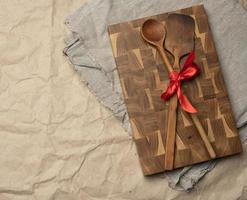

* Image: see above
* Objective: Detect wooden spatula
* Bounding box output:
[163,13,195,170]
[165,14,196,70]
[164,14,216,170]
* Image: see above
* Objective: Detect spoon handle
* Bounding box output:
[182,111,216,158]
[175,51,216,159]
[190,114,216,158]
[157,46,173,73]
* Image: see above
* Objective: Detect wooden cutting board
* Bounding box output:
[108,5,242,175]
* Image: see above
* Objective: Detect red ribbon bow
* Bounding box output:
[161,51,200,113]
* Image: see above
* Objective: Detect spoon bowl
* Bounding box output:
[141,19,166,45]
[141,19,172,72]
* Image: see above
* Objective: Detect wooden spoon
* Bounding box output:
[165,14,216,161]
[141,19,178,170]
[141,19,173,72]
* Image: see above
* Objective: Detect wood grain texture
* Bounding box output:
[108,5,242,175]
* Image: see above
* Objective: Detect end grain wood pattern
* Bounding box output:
[108,5,242,175]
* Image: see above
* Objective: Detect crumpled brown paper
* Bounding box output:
[0,0,247,199]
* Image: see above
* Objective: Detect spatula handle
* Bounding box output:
[157,46,178,170]
[164,95,178,170]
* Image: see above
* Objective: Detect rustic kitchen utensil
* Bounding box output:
[141,19,173,72]
[165,13,216,162]
[141,19,178,170]
[108,5,242,175]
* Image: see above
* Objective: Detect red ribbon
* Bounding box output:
[161,51,200,113]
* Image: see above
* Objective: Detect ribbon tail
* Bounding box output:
[177,87,197,113]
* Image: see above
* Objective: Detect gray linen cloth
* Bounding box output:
[64,0,247,191]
